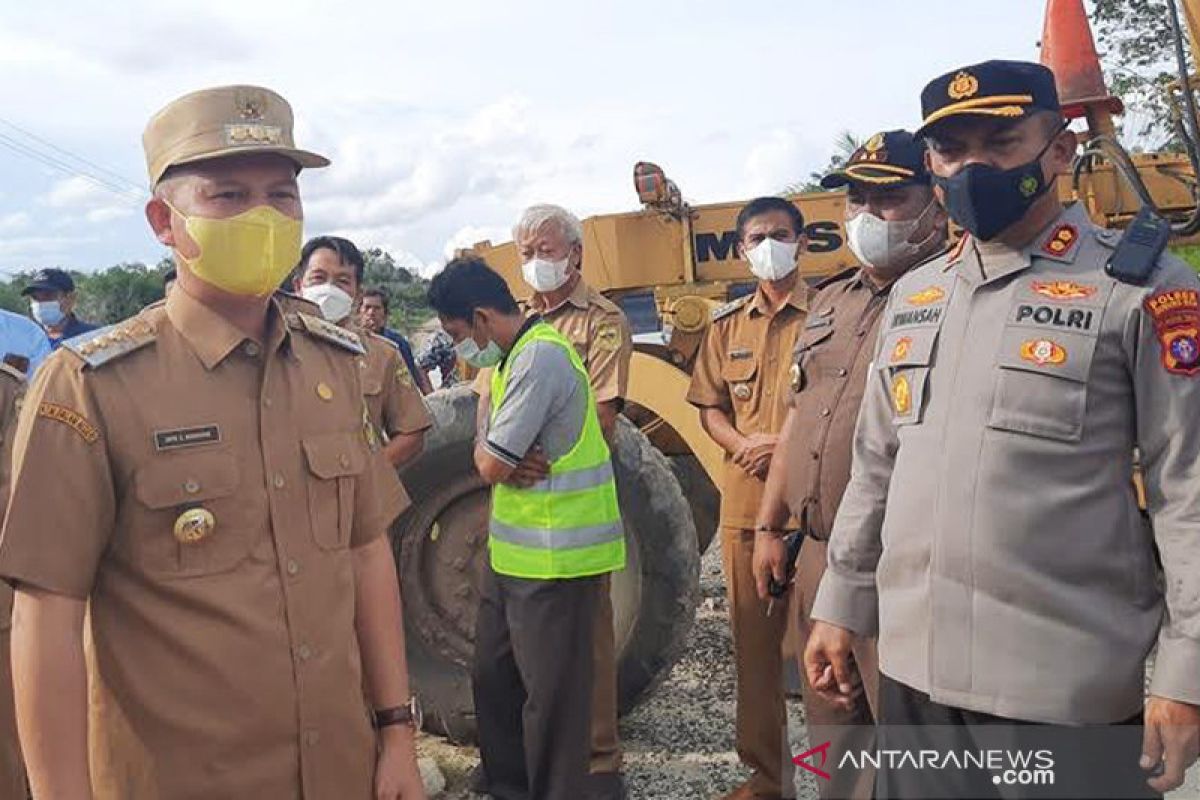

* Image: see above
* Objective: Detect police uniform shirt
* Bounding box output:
[687,282,811,528]
[784,270,895,539]
[0,288,406,799]
[812,204,1200,724]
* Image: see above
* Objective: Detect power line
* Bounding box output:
[0,116,145,193]
[0,131,145,205]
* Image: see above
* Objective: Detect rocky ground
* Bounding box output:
[415,544,1199,799]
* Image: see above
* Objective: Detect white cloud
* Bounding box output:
[443,225,511,261]
[743,130,813,196]
[40,176,137,224]
[0,212,31,235]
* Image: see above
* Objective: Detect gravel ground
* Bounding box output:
[418,543,1199,799]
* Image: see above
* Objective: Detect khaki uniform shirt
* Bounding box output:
[784,270,894,540]
[0,289,405,799]
[356,329,433,510]
[813,204,1200,724]
[0,364,23,630]
[473,278,634,403]
[687,282,810,528]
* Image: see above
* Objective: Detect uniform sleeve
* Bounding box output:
[588,309,633,403]
[686,322,729,410]
[1129,261,1200,705]
[809,297,899,637]
[380,347,432,437]
[485,343,574,466]
[0,354,115,598]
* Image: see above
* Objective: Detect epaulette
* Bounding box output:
[293,312,366,355]
[0,362,24,383]
[368,331,401,351]
[814,266,858,290]
[711,294,751,322]
[63,317,157,368]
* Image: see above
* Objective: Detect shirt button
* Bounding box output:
[273,473,286,489]
[838,368,849,378]
[263,397,273,408]
[856,329,866,337]
[811,450,820,460]
[183,479,200,494]
[820,408,831,417]
[305,730,320,747]
[338,454,350,468]
[297,643,312,661]
[243,341,261,357]
[286,559,300,576]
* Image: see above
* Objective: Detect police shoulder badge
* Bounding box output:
[1145,288,1200,376]
[906,286,946,307]
[37,401,100,444]
[595,323,621,352]
[947,71,979,101]
[1020,338,1067,367]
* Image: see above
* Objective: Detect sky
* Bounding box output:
[0,0,1054,278]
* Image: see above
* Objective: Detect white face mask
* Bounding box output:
[845,200,941,273]
[744,238,799,282]
[30,300,65,327]
[521,256,571,293]
[301,283,355,323]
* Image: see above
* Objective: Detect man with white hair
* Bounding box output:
[472,204,633,799]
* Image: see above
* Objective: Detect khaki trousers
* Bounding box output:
[792,537,879,800]
[722,527,792,797]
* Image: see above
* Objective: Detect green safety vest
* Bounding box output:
[489,322,626,579]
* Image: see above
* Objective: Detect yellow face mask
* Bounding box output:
[169,204,302,297]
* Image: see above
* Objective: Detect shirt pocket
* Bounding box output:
[721,355,759,405]
[791,326,834,391]
[302,431,367,550]
[987,328,1097,442]
[878,327,939,426]
[132,449,253,576]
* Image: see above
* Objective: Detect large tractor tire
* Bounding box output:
[391,384,700,741]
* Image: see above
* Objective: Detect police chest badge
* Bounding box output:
[732,383,752,401]
[1145,288,1200,376]
[789,363,802,392]
[890,337,912,364]
[891,374,911,415]
[1020,338,1067,367]
[906,286,945,307]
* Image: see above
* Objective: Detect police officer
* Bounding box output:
[0,361,25,798]
[429,256,626,800]
[473,203,633,799]
[806,61,1200,799]
[688,195,811,800]
[294,235,433,469]
[753,131,947,799]
[0,85,426,799]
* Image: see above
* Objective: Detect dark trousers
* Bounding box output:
[874,673,1161,800]
[473,565,600,800]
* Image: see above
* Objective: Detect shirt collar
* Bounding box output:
[165,288,288,370]
[530,274,589,315]
[747,279,810,317]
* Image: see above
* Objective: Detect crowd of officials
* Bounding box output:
[0,54,1196,800]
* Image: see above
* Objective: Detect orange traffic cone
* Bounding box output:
[1040,0,1124,122]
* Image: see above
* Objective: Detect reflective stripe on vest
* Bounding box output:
[488,321,625,580]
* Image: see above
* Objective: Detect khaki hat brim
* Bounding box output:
[154,145,330,185]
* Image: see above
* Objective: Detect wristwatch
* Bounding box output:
[373,696,423,731]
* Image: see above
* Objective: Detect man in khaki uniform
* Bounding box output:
[472,203,633,800]
[294,235,433,470]
[807,61,1200,799]
[0,86,426,800]
[688,195,811,800]
[0,362,25,799]
[753,131,947,800]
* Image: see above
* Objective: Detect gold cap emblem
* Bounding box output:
[947,71,980,101]
[174,508,216,544]
[235,88,268,122]
[863,133,885,153]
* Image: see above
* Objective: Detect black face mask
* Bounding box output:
[932,125,1064,241]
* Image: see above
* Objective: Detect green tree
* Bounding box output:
[786,131,862,194]
[1091,0,1191,149]
[75,263,170,324]
[360,248,433,333]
